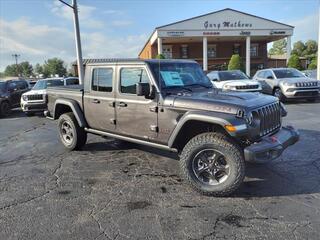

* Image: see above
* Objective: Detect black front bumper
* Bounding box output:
[21,103,47,113]
[244,126,299,163]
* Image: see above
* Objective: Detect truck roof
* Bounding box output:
[75,58,197,66]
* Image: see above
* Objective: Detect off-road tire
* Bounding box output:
[0,101,11,117]
[180,132,245,197]
[58,112,87,150]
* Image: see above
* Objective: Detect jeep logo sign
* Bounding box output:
[204,21,253,29]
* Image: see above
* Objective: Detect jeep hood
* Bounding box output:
[23,89,47,96]
[220,80,260,87]
[279,77,317,83]
[167,89,277,114]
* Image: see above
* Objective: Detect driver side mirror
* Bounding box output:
[212,78,219,81]
[136,82,155,99]
[266,76,274,80]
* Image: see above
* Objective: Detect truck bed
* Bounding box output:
[47,85,84,115]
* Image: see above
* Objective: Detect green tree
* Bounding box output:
[19,61,33,77]
[34,63,43,76]
[228,54,242,70]
[287,54,302,70]
[303,40,317,59]
[42,58,67,77]
[4,64,19,77]
[291,41,306,56]
[308,58,317,70]
[269,39,287,55]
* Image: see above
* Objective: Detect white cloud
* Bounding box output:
[0,18,147,71]
[289,13,319,43]
[51,0,104,29]
[103,9,124,15]
[111,20,133,27]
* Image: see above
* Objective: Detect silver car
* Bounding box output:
[253,68,320,102]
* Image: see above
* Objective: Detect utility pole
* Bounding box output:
[12,54,20,76]
[58,0,84,84]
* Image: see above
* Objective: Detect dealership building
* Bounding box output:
[139,8,294,76]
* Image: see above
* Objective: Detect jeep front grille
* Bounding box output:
[253,102,281,137]
[27,94,43,101]
[236,85,260,90]
[295,82,318,87]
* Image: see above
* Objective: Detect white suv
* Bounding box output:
[207,70,262,92]
[21,77,79,116]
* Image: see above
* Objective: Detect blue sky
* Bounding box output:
[0,0,319,70]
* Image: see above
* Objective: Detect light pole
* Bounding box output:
[58,0,84,84]
[12,54,20,76]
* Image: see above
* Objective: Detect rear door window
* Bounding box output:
[92,68,113,92]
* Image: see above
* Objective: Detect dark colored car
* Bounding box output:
[0,79,30,117]
[45,59,299,196]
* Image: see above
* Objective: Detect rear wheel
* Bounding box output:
[58,112,87,150]
[180,132,245,196]
[0,101,11,117]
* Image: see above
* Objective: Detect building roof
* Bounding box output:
[139,8,294,56]
[73,58,197,66]
[156,8,294,30]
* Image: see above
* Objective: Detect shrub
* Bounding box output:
[308,58,317,70]
[228,54,242,70]
[156,54,165,59]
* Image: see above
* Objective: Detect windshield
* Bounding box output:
[33,79,64,90]
[148,62,212,89]
[218,71,249,81]
[273,69,305,79]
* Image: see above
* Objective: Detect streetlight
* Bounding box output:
[58,0,84,84]
[12,54,20,76]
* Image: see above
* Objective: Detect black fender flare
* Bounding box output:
[53,98,87,128]
[167,111,233,148]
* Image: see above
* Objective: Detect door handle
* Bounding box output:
[117,102,127,107]
[92,99,100,104]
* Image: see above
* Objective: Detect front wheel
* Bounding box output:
[0,101,11,117]
[58,112,87,150]
[180,132,245,197]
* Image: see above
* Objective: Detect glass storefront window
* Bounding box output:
[208,44,217,58]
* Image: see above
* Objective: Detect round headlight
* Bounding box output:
[22,95,28,101]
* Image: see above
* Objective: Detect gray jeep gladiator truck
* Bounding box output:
[45,59,299,196]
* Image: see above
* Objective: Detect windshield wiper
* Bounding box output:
[163,86,193,93]
[185,83,211,88]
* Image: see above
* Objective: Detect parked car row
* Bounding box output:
[206,68,320,102]
[0,77,79,117]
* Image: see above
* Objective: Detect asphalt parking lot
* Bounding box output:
[0,100,320,240]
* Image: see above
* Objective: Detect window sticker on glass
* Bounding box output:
[160,71,184,86]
